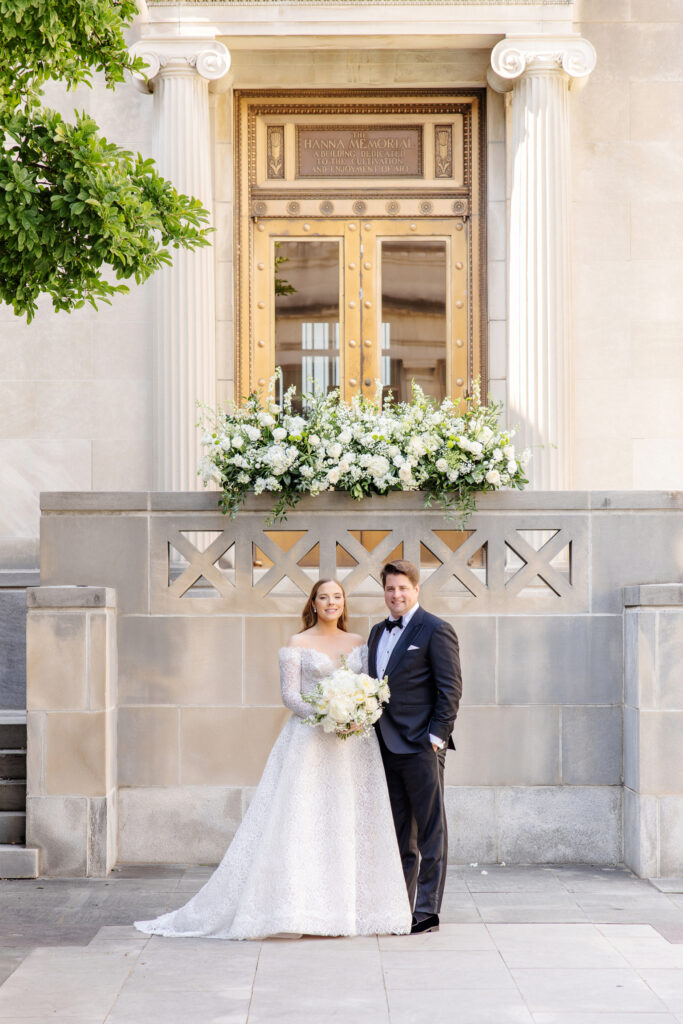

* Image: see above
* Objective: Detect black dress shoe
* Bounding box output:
[410,913,439,934]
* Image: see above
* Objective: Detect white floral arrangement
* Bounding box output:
[301,663,390,740]
[199,373,530,523]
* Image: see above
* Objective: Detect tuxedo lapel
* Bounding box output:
[385,606,426,678]
[368,623,382,678]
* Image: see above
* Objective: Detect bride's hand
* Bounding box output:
[338,723,363,735]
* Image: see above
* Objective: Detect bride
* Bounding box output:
[134,578,412,940]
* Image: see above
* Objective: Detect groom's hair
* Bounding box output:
[381,559,419,587]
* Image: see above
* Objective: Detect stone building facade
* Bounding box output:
[0,0,682,876]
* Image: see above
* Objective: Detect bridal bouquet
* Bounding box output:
[301,663,390,740]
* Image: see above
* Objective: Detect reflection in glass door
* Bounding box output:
[274,239,340,403]
[379,239,448,403]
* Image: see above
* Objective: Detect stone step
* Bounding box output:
[0,723,26,749]
[0,750,26,780]
[0,780,26,811]
[0,844,39,879]
[0,811,25,844]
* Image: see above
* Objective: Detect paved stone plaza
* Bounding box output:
[2,865,683,1022]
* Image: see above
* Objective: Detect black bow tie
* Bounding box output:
[384,617,403,632]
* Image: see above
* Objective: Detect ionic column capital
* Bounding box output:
[488,35,597,93]
[130,34,231,93]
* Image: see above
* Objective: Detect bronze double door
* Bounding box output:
[251,217,469,406]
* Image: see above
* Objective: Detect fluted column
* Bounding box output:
[130,35,231,490]
[489,37,596,489]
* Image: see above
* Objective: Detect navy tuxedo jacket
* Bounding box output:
[368,606,462,754]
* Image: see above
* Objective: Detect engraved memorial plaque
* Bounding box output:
[297,126,422,178]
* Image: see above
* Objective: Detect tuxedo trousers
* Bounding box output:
[377,730,448,915]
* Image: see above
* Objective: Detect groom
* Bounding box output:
[368,559,462,935]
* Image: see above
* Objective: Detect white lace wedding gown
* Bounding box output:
[134,645,412,939]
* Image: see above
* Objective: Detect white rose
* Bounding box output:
[339,428,352,445]
[470,441,483,458]
[309,434,320,448]
[398,464,413,483]
[258,412,275,428]
[485,469,501,486]
[245,426,261,442]
[286,416,306,436]
[272,427,287,442]
[503,444,515,460]
[328,468,340,484]
[328,442,343,460]
[231,434,244,449]
[435,458,448,473]
[492,448,503,463]
[507,460,517,475]
[328,696,354,724]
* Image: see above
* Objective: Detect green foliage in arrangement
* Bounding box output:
[0,0,211,321]
[199,374,530,525]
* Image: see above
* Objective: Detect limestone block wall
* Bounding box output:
[624,584,683,878]
[572,0,683,489]
[25,587,118,876]
[25,489,683,875]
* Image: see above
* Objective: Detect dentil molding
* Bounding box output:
[488,35,597,92]
[129,35,231,93]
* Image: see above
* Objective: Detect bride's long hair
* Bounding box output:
[300,579,349,633]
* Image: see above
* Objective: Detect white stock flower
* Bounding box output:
[309,434,321,448]
[503,444,515,460]
[339,428,353,445]
[398,464,414,484]
[507,460,517,475]
[492,448,503,462]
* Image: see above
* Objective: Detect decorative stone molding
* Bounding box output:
[489,35,597,92]
[130,37,231,93]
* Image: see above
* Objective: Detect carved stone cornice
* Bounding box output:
[488,35,597,93]
[129,35,231,93]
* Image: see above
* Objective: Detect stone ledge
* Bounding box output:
[0,571,40,588]
[37,489,683,515]
[0,845,39,879]
[26,586,117,610]
[624,584,683,608]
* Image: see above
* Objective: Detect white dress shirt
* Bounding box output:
[375,603,445,750]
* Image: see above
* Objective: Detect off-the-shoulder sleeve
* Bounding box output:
[278,648,310,719]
